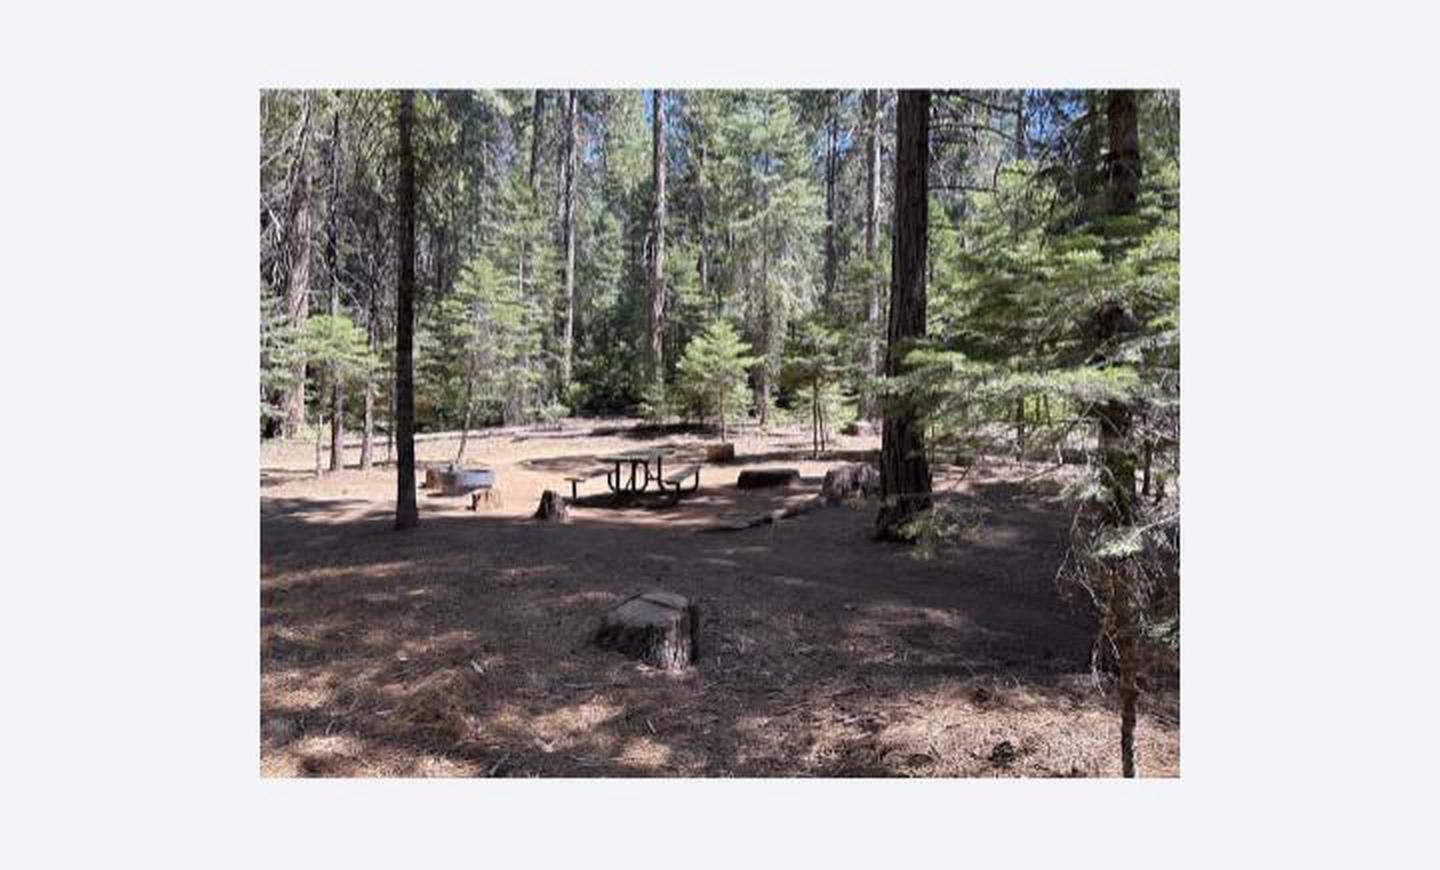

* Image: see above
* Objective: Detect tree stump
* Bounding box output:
[593,591,698,670]
[736,468,800,489]
[533,489,570,522]
[842,420,878,437]
[822,463,879,503]
[704,442,736,463]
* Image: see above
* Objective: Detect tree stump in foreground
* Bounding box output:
[533,489,570,522]
[822,463,880,503]
[736,468,800,489]
[593,591,698,670]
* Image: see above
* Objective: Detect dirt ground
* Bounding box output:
[260,419,1179,777]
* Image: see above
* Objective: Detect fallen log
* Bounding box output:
[736,468,800,489]
[701,494,828,532]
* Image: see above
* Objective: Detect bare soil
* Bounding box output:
[261,419,1179,777]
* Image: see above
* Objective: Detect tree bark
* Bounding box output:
[326,108,344,472]
[861,89,883,420]
[1102,88,1142,777]
[528,90,546,194]
[822,95,839,304]
[560,90,578,393]
[1107,90,1141,216]
[1015,89,1028,160]
[393,90,419,530]
[282,93,314,439]
[695,139,711,312]
[360,258,377,470]
[647,89,667,390]
[876,90,933,539]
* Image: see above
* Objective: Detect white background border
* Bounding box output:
[4,1,1435,866]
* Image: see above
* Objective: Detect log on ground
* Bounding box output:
[736,468,800,489]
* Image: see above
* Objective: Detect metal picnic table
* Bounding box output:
[597,449,667,494]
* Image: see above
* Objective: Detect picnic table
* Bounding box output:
[597,450,668,493]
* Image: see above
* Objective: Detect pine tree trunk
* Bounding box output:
[812,383,820,458]
[361,383,374,470]
[1142,439,1153,496]
[393,90,420,530]
[1107,90,1141,215]
[876,90,933,539]
[560,90,578,394]
[456,383,474,466]
[1015,394,1026,457]
[360,263,376,470]
[1102,88,1142,776]
[327,108,344,473]
[528,90,546,194]
[696,141,711,311]
[647,89,667,390]
[282,94,314,439]
[1015,89,1028,160]
[1114,570,1139,778]
[861,89,883,421]
[823,97,838,305]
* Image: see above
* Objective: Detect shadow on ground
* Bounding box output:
[261,473,1177,777]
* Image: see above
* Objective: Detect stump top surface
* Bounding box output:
[606,591,690,627]
[638,590,688,610]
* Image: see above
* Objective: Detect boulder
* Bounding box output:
[822,463,880,503]
[593,591,699,670]
[736,468,800,489]
[533,489,570,522]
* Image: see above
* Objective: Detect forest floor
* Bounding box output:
[260,418,1179,777]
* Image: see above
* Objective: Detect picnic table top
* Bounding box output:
[596,449,665,463]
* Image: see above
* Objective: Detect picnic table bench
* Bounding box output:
[562,467,611,500]
[659,464,700,494]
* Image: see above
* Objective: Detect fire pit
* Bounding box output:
[438,467,495,496]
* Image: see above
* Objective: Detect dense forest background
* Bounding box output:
[259,89,1178,472]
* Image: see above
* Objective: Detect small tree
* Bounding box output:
[301,314,381,475]
[676,320,757,442]
[784,318,849,457]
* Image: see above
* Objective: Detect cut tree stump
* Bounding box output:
[736,468,800,489]
[593,591,698,670]
[533,489,570,522]
[822,463,879,503]
[704,443,736,463]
